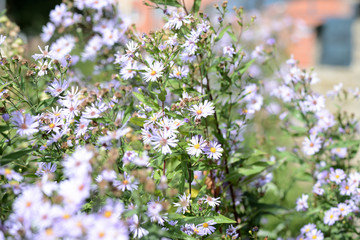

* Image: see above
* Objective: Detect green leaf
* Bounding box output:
[149,0,181,7]
[0,81,11,91]
[0,125,10,133]
[169,213,236,225]
[239,58,256,75]
[238,165,266,176]
[227,31,237,42]
[191,0,201,13]
[129,117,146,127]
[158,90,167,102]
[36,96,58,112]
[179,174,185,193]
[217,25,231,41]
[133,92,160,111]
[1,148,35,165]
[328,139,360,149]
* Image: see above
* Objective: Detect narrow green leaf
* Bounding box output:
[129,117,146,127]
[227,31,237,42]
[191,0,201,13]
[169,213,236,225]
[239,58,256,75]
[1,148,35,165]
[149,0,181,7]
[158,90,167,102]
[133,92,160,111]
[328,139,360,149]
[217,25,231,41]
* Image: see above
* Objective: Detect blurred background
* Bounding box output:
[3,0,360,113]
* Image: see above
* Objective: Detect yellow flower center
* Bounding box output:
[312,236,317,239]
[49,123,55,129]
[203,223,209,228]
[330,214,333,219]
[194,144,200,149]
[63,214,71,219]
[210,147,216,153]
[150,70,156,76]
[104,210,112,218]
[98,232,105,238]
[340,208,344,211]
[45,228,53,236]
[335,175,339,179]
[176,71,181,76]
[196,110,202,115]
[4,168,11,175]
[123,180,129,185]
[345,185,349,190]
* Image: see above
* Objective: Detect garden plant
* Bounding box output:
[0,0,359,239]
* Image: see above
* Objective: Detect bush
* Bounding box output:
[0,1,359,239]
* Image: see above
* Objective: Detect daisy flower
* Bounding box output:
[142,61,164,82]
[190,100,215,120]
[204,141,223,160]
[337,202,351,217]
[174,193,191,214]
[339,180,356,196]
[223,46,235,57]
[114,173,138,192]
[305,229,324,240]
[32,45,56,61]
[11,111,39,137]
[40,117,62,133]
[46,79,69,97]
[203,195,221,207]
[170,66,189,79]
[226,225,237,236]
[187,135,206,157]
[304,94,325,112]
[302,135,322,156]
[331,147,347,158]
[197,220,216,236]
[141,127,153,145]
[120,62,138,80]
[329,169,346,184]
[296,194,309,211]
[129,215,149,239]
[150,130,178,155]
[300,223,316,235]
[324,208,339,226]
[41,22,55,42]
[35,162,57,177]
[125,40,139,58]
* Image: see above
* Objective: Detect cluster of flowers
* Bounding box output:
[1,0,342,239]
[41,0,128,70]
[138,93,224,161]
[294,169,360,240]
[10,73,132,153]
[271,55,359,158]
[0,147,130,239]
